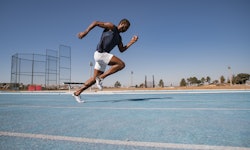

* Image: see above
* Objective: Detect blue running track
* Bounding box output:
[0,90,250,150]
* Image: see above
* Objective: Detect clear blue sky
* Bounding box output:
[1,0,249,86]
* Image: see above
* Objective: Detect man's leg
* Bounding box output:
[74,69,103,96]
[99,55,125,79]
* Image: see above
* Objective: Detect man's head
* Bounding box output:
[118,19,130,33]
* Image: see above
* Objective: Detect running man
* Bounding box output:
[72,19,138,103]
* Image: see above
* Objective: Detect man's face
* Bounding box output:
[119,23,130,33]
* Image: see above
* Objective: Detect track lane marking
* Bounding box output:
[2,104,250,111]
[1,131,249,150]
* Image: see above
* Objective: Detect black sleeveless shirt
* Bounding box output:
[96,26,121,53]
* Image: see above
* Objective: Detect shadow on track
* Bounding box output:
[88,97,173,103]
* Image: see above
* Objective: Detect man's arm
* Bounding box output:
[118,35,138,53]
[78,21,115,39]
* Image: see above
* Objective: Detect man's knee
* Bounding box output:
[119,61,125,70]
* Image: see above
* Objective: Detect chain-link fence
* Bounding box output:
[10,45,71,90]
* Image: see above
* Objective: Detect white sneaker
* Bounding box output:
[72,93,85,103]
[95,77,103,90]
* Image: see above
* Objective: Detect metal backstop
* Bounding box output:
[10,45,71,90]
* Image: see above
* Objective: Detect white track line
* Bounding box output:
[0,131,249,150]
[3,105,250,111]
[1,90,250,95]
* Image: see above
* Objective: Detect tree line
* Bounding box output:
[113,73,249,88]
[180,73,250,86]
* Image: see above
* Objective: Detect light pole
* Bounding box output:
[130,71,133,87]
[228,66,232,86]
[90,62,93,91]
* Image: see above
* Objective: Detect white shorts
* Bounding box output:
[94,51,113,72]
